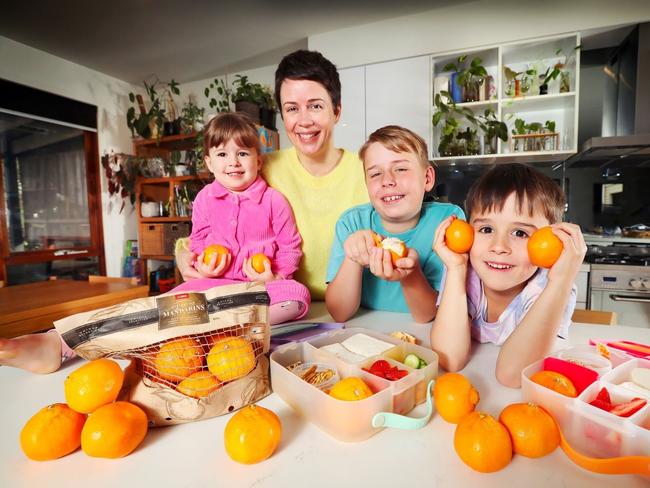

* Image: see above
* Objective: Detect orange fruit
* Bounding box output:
[64,358,124,414]
[433,373,480,423]
[20,403,86,461]
[203,244,229,266]
[224,404,282,464]
[81,401,148,458]
[499,402,560,458]
[527,226,563,268]
[372,232,383,247]
[251,253,271,273]
[207,337,256,382]
[378,237,407,265]
[454,412,513,473]
[177,371,220,398]
[329,377,373,401]
[444,219,474,254]
[154,337,204,383]
[530,370,577,397]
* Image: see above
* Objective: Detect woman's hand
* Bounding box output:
[547,223,587,286]
[194,251,231,278]
[433,216,468,270]
[242,257,276,283]
[176,247,203,281]
[343,230,377,267]
[368,246,419,282]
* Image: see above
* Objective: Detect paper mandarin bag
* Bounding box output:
[55,282,271,426]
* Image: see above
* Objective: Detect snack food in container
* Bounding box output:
[55,282,271,426]
[270,327,438,442]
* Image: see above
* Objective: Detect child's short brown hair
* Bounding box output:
[465,163,565,224]
[203,112,260,157]
[359,125,430,168]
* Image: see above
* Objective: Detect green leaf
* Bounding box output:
[458,54,467,63]
[442,63,457,72]
[129,93,135,103]
[432,111,443,126]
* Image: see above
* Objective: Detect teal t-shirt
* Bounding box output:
[326,202,465,313]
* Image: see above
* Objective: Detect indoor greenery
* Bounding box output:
[443,55,488,102]
[204,77,231,112]
[126,78,180,140]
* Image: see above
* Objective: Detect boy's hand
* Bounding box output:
[195,251,231,278]
[343,230,377,267]
[242,257,276,283]
[368,246,419,282]
[546,223,587,285]
[433,216,469,270]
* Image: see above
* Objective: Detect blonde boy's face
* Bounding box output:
[469,192,551,295]
[363,142,434,233]
[204,139,261,193]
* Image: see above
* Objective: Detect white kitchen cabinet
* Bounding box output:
[575,263,590,309]
[334,66,366,154]
[365,56,432,157]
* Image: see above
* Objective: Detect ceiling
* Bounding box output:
[0,0,452,85]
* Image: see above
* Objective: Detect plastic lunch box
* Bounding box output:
[270,327,439,442]
[521,347,650,458]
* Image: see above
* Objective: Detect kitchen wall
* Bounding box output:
[0,35,140,277]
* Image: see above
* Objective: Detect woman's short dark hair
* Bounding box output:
[465,163,566,224]
[274,50,341,115]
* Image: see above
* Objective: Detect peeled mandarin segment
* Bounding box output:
[379,237,407,265]
[527,226,563,268]
[64,358,124,414]
[20,403,86,461]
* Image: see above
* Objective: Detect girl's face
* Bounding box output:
[363,142,435,234]
[469,192,550,296]
[279,79,340,159]
[204,139,261,192]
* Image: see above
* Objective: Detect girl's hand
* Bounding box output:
[433,216,469,269]
[195,251,231,278]
[343,230,377,267]
[547,223,587,285]
[242,257,275,283]
[177,249,203,280]
[368,246,419,282]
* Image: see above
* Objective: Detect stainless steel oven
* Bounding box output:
[589,264,650,328]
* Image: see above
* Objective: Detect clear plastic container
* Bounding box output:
[270,327,439,442]
[290,362,339,392]
[522,354,650,459]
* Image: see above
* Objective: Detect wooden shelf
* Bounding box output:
[133,133,199,150]
[139,217,192,223]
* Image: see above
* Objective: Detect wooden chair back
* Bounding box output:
[88,275,138,286]
[571,309,617,326]
[0,280,4,288]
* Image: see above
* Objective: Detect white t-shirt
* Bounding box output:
[438,266,575,346]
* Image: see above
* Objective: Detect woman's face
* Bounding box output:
[279,79,340,159]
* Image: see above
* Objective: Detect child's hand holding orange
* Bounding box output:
[242,253,275,283]
[196,244,232,278]
[532,223,587,284]
[433,216,471,269]
[343,230,378,267]
[369,245,418,282]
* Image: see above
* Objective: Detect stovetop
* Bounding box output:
[585,244,650,267]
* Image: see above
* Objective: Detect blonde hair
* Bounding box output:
[465,163,565,224]
[359,125,430,167]
[203,112,260,156]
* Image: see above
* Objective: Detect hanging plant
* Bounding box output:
[101,152,143,213]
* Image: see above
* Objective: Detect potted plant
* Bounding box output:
[126,77,179,141]
[101,152,143,213]
[432,92,464,156]
[457,127,480,155]
[443,55,488,103]
[180,95,205,134]
[204,77,231,113]
[258,85,277,131]
[466,108,508,155]
[503,66,521,97]
[231,74,262,123]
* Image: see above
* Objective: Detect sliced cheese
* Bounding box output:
[630,367,650,391]
[341,333,395,358]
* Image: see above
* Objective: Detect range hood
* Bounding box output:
[566,23,650,168]
[564,134,650,169]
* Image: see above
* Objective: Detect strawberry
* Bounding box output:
[588,387,614,411]
[608,398,647,418]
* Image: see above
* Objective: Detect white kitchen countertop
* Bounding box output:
[1,302,648,488]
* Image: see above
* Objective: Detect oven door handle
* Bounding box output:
[609,294,650,303]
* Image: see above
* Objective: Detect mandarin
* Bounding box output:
[177,371,220,398]
[203,244,229,266]
[444,219,474,254]
[251,253,271,273]
[329,377,374,401]
[207,337,256,382]
[81,401,148,458]
[499,402,560,458]
[454,412,513,473]
[20,403,86,461]
[224,404,282,464]
[154,337,204,383]
[433,373,480,424]
[527,227,563,268]
[378,237,408,266]
[530,370,577,397]
[64,358,124,414]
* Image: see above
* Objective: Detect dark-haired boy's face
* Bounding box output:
[279,79,340,159]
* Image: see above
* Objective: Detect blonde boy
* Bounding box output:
[325,126,464,323]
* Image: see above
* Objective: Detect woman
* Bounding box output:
[178,50,369,300]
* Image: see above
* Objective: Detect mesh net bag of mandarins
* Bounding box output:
[54,282,271,426]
